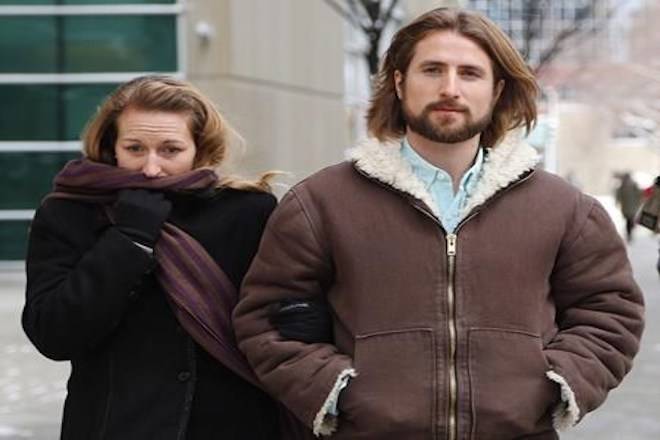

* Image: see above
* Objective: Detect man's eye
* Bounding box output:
[424,67,440,74]
[461,70,481,78]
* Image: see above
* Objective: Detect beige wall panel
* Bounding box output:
[186,0,348,187]
[555,103,612,194]
[227,0,344,94]
[185,0,232,75]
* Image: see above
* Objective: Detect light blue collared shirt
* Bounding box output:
[400,138,484,232]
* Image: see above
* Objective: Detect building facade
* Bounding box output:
[0,0,348,262]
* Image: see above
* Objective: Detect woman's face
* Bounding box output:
[114,107,197,177]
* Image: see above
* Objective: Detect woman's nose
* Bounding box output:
[141,154,162,178]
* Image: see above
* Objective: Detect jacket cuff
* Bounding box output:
[546,370,580,430]
[312,368,357,437]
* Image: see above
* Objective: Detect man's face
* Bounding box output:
[395,30,503,144]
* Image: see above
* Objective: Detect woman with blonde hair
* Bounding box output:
[22,75,304,439]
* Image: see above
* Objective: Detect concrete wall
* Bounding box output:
[185,0,348,186]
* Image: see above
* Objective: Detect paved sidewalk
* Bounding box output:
[0,270,68,439]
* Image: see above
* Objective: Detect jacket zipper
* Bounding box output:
[398,201,457,440]
[410,172,535,440]
[446,233,458,440]
[442,170,536,440]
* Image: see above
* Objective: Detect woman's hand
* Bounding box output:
[113,189,172,247]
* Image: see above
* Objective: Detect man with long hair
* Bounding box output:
[234,8,644,440]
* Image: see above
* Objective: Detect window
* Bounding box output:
[0,152,81,209]
[0,84,116,140]
[0,221,31,261]
[0,16,177,73]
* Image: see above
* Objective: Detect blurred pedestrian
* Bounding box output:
[615,172,642,242]
[21,76,309,439]
[234,7,645,440]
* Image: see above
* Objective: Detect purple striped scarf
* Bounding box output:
[48,159,312,439]
[49,158,259,385]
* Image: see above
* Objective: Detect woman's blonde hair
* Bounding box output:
[367,7,539,148]
[82,75,274,192]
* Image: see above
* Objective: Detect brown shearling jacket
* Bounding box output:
[233,137,644,440]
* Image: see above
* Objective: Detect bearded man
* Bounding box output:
[233,7,644,440]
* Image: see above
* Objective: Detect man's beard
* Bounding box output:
[402,99,493,144]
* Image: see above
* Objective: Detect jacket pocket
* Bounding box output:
[335,328,435,440]
[469,328,558,440]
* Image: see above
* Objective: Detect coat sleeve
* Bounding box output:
[22,200,156,361]
[545,196,644,428]
[233,189,354,435]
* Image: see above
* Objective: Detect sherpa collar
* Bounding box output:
[345,132,540,220]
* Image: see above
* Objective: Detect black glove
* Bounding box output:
[113,189,172,248]
[270,297,333,344]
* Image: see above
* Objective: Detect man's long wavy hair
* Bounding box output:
[367,8,539,148]
[82,75,274,192]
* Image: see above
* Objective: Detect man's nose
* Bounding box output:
[439,70,459,98]
[142,154,162,178]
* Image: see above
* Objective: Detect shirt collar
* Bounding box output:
[400,137,484,195]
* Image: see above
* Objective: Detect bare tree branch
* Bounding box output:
[348,0,371,32]
[535,25,585,72]
[381,0,400,29]
[358,0,380,23]
[323,0,402,77]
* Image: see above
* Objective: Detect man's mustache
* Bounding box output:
[424,100,469,113]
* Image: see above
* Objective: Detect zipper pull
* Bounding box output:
[446,233,457,256]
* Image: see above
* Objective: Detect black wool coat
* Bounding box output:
[22,188,280,440]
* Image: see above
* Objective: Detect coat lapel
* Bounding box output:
[345,137,439,217]
[346,133,540,223]
[460,133,540,218]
